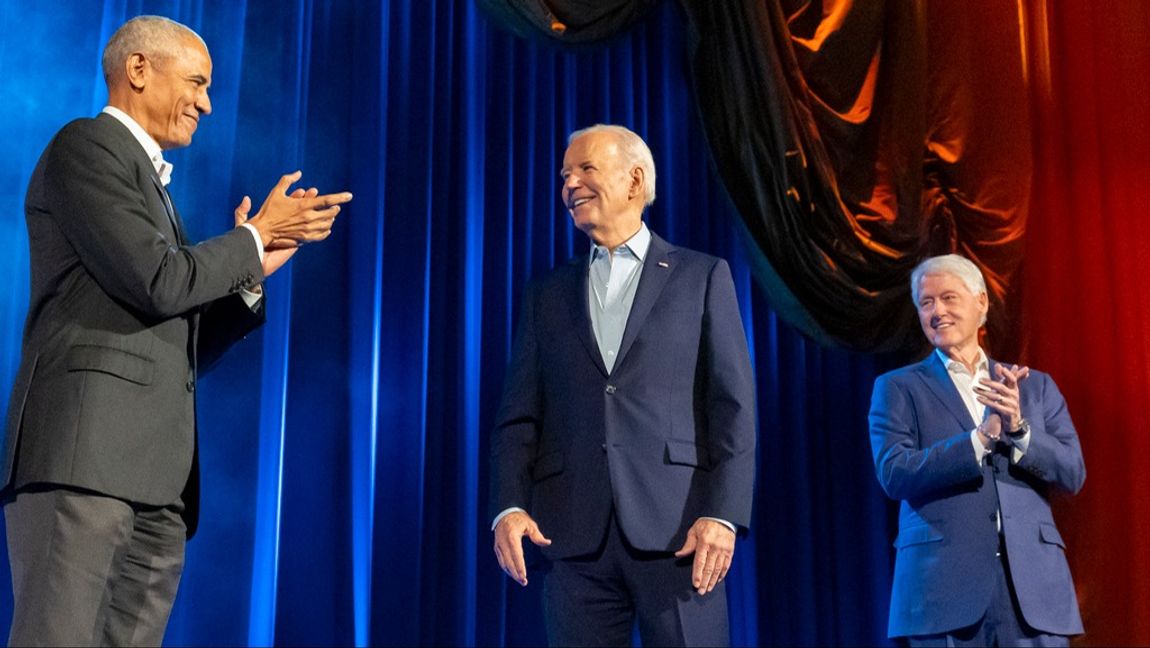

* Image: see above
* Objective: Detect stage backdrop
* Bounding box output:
[0,1,1143,646]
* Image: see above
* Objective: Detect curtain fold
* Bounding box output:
[482,0,1032,356]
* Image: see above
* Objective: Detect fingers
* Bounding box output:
[493,512,546,586]
[273,170,303,195]
[233,195,252,226]
[693,544,730,595]
[526,524,553,548]
[682,520,735,595]
[299,191,354,211]
[673,532,697,558]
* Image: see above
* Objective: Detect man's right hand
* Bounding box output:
[246,171,353,248]
[493,510,551,586]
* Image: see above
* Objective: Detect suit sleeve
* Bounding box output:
[42,123,264,320]
[489,280,543,521]
[196,293,267,374]
[698,259,757,531]
[869,373,984,501]
[1013,373,1086,494]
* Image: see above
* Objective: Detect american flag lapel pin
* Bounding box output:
[657,261,669,268]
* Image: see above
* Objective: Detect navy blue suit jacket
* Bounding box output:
[490,232,756,559]
[869,353,1085,638]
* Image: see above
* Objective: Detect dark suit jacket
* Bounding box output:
[490,232,756,558]
[3,113,265,537]
[869,353,1085,638]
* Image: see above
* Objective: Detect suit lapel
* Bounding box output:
[149,174,186,245]
[613,233,675,371]
[564,256,609,377]
[98,113,186,245]
[917,353,977,430]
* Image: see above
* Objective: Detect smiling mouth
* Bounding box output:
[568,196,594,210]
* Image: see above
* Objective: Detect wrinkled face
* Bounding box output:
[560,131,640,239]
[916,272,988,353]
[140,35,212,149]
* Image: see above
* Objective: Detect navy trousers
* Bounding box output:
[542,513,729,647]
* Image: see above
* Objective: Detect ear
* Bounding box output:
[629,166,644,200]
[125,52,148,91]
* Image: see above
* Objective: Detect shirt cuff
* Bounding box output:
[970,429,991,463]
[1009,430,1032,463]
[699,517,736,534]
[240,222,265,263]
[491,507,526,531]
[240,288,263,309]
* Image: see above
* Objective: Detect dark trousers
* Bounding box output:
[542,514,728,647]
[906,544,1070,648]
[4,487,186,647]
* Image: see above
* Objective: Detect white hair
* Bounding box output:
[910,254,988,325]
[102,15,204,85]
[568,124,657,206]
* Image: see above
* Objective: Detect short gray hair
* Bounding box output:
[102,15,204,85]
[910,254,988,324]
[568,124,657,206]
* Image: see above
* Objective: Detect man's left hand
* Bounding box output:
[975,363,1031,432]
[674,518,735,596]
[234,186,320,278]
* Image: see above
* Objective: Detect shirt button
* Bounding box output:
[186,380,195,392]
[605,385,616,394]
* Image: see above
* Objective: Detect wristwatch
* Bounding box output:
[1006,417,1031,437]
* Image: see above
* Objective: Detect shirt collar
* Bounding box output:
[101,106,173,186]
[936,347,988,377]
[589,221,651,265]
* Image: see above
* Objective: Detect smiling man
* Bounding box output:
[490,124,756,646]
[869,254,1086,646]
[2,15,351,646]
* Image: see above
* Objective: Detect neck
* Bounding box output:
[942,342,982,374]
[590,220,642,255]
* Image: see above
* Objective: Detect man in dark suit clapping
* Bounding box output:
[3,15,351,646]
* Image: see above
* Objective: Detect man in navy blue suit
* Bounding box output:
[490,124,756,647]
[870,254,1085,646]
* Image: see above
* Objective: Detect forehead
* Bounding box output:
[562,132,621,167]
[164,35,213,76]
[918,272,971,295]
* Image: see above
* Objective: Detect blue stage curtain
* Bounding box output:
[0,1,896,646]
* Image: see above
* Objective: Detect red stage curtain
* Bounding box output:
[1022,1,1150,644]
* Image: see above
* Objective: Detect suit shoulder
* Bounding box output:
[874,360,930,387]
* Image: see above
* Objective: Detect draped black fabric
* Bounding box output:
[480,0,1033,356]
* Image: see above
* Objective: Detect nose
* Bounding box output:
[197,89,212,116]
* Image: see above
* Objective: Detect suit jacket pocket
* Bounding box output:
[66,344,155,386]
[532,451,564,482]
[665,439,711,470]
[893,524,943,548]
[1038,522,1066,549]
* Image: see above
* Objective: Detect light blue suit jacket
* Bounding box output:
[869,353,1085,638]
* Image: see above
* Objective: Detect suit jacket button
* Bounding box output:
[601,443,607,452]
[605,385,616,394]
[186,380,195,392]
